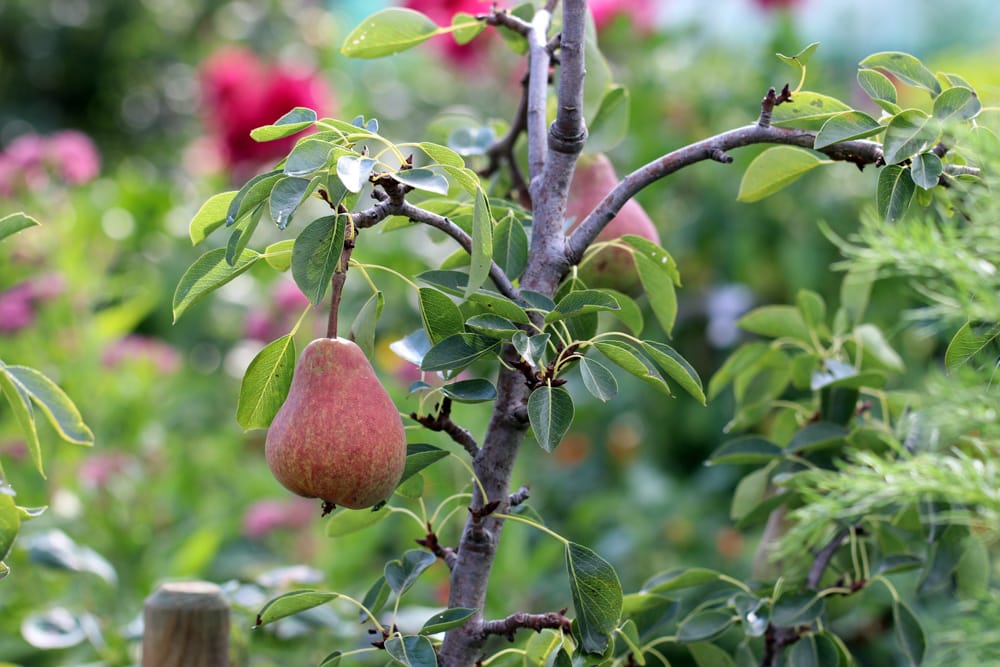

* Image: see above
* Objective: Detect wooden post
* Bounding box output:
[142,581,230,667]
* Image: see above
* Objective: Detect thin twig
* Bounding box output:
[326,218,356,338]
[807,526,852,590]
[410,397,481,458]
[478,610,571,641]
[509,485,530,507]
[416,530,459,570]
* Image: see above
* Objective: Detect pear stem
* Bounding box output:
[326,217,357,338]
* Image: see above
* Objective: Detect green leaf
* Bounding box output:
[634,253,678,335]
[450,12,485,45]
[738,305,811,343]
[228,171,283,226]
[910,152,942,189]
[440,379,497,403]
[419,608,476,635]
[465,314,519,338]
[466,188,494,298]
[0,212,41,242]
[882,109,937,165]
[595,341,672,397]
[933,86,981,123]
[395,472,424,499]
[641,341,705,404]
[770,92,853,130]
[565,542,623,655]
[400,443,449,485]
[796,289,827,332]
[385,549,437,596]
[677,611,735,643]
[814,111,883,149]
[263,239,295,271]
[945,321,1000,371]
[731,468,770,521]
[587,85,630,154]
[708,342,769,400]
[528,385,575,452]
[284,139,333,176]
[0,493,21,563]
[249,107,317,142]
[709,437,783,465]
[876,165,915,223]
[0,368,42,475]
[787,633,840,667]
[236,335,295,431]
[857,68,901,114]
[325,505,390,537]
[419,288,465,345]
[350,291,384,359]
[225,204,263,266]
[319,651,342,667]
[854,323,904,372]
[689,641,737,667]
[341,8,440,59]
[188,191,237,245]
[172,249,262,322]
[600,289,643,336]
[254,590,339,627]
[859,51,941,95]
[337,155,377,193]
[419,141,465,168]
[385,634,438,667]
[393,168,450,195]
[738,147,829,202]
[492,214,528,280]
[579,357,619,402]
[270,175,320,229]
[546,289,620,323]
[771,591,825,626]
[4,366,93,447]
[643,567,726,594]
[776,42,820,68]
[625,234,680,284]
[893,601,925,666]
[784,422,848,454]
[360,576,391,621]
[291,214,346,306]
[420,333,498,372]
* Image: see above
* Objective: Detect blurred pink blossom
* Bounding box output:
[49,130,101,185]
[101,335,182,374]
[403,0,504,66]
[244,279,310,342]
[199,48,336,178]
[0,131,99,195]
[0,285,36,335]
[79,452,135,490]
[242,498,315,538]
[588,0,657,30]
[752,0,802,9]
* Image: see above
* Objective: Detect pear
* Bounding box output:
[567,153,661,296]
[265,337,407,510]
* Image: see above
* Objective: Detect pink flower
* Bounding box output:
[242,498,315,538]
[403,0,503,66]
[244,278,311,342]
[752,0,802,9]
[101,335,182,374]
[0,284,37,335]
[48,131,101,185]
[199,48,336,177]
[273,279,310,312]
[0,131,100,194]
[588,0,657,30]
[79,452,135,490]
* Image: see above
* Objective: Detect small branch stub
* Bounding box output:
[142,581,230,667]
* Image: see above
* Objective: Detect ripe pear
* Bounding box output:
[567,153,661,296]
[265,337,407,510]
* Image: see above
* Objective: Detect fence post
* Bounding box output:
[142,581,230,667]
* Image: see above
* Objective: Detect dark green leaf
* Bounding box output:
[641,341,705,404]
[225,204,263,266]
[945,321,1000,372]
[709,437,783,465]
[385,634,438,667]
[292,215,346,305]
[0,212,41,242]
[492,214,529,280]
[579,357,618,402]
[250,107,318,142]
[350,291,384,359]
[546,289,621,323]
[708,342,769,400]
[882,109,936,165]
[341,8,441,59]
[466,188,494,298]
[689,641,737,667]
[360,576,391,622]
[385,550,437,596]
[464,314,518,338]
[528,385,575,453]
[876,165,915,223]
[859,52,941,95]
[228,171,282,226]
[635,253,678,335]
[284,139,333,176]
[677,611,735,643]
[439,378,496,403]
[770,93,853,130]
[418,288,465,345]
[893,601,925,666]
[400,444,449,485]
[910,152,942,189]
[814,111,883,149]
[737,146,829,202]
[876,554,924,575]
[270,176,320,229]
[643,567,725,594]
[857,68,900,114]
[785,422,848,454]
[173,248,261,321]
[622,234,680,283]
[336,155,377,193]
[236,335,295,431]
[254,590,339,627]
[933,86,981,123]
[419,608,476,635]
[771,591,824,626]
[787,633,840,667]
[565,542,623,655]
[420,333,498,372]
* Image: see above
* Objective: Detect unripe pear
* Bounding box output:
[265,337,407,510]
[567,153,661,296]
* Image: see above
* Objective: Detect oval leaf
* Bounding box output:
[933,86,981,123]
[420,333,498,372]
[4,366,93,446]
[393,168,450,195]
[528,385,574,453]
[738,146,828,203]
[250,107,318,142]
[440,379,497,403]
[814,111,882,149]
[770,92,853,130]
[400,443,449,485]
[337,155,377,193]
[419,608,476,635]
[882,109,936,165]
[466,188,493,298]
[546,289,621,323]
[385,549,437,596]
[173,248,261,321]
[857,68,899,112]
[677,611,735,643]
[565,542,623,655]
[341,9,441,59]
[709,436,783,465]
[893,600,925,666]
[350,290,385,359]
[325,505,390,537]
[641,341,705,405]
[859,52,941,95]
[255,589,339,627]
[910,152,942,190]
[292,215,347,306]
[419,288,465,345]
[492,214,529,280]
[188,192,236,245]
[0,211,41,242]
[876,165,915,223]
[0,493,20,562]
[579,357,618,402]
[236,335,296,431]
[264,239,295,271]
[385,633,438,667]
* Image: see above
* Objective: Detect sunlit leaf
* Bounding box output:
[393,168,450,195]
[882,109,937,165]
[254,590,339,627]
[4,366,93,447]
[0,212,41,242]
[857,68,901,114]
[173,249,261,321]
[250,107,318,142]
[859,52,941,95]
[814,111,882,149]
[337,155,377,193]
[528,385,574,452]
[587,85,630,153]
[492,213,529,280]
[236,335,295,431]
[876,165,915,223]
[770,92,853,130]
[420,608,476,635]
[341,9,441,59]
[933,86,981,123]
[418,288,465,345]
[738,147,829,202]
[565,542,623,655]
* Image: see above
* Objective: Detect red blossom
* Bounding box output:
[752,0,802,9]
[588,0,657,30]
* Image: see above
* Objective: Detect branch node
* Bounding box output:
[509,485,530,507]
[409,397,481,458]
[710,148,734,164]
[547,121,588,155]
[758,83,793,128]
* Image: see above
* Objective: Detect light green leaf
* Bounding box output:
[859,52,941,95]
[857,68,901,114]
[450,13,484,45]
[225,204,263,266]
[643,567,726,594]
[263,239,295,271]
[341,9,441,59]
[579,357,618,402]
[617,620,645,665]
[854,323,904,372]
[319,651,342,666]
[814,111,883,149]
[419,288,465,345]
[350,291,384,358]
[600,289,643,336]
[0,212,41,242]
[325,505,390,537]
[546,289,621,323]
[737,305,811,343]
[566,542,623,655]
[385,549,437,596]
[250,107,318,142]
[385,634,438,667]
[420,608,476,635]
[0,490,21,562]
[188,191,237,245]
[528,385,574,452]
[291,214,347,305]
[466,188,494,298]
[876,165,915,223]
[0,368,42,475]
[634,253,678,335]
[284,139,333,177]
[771,92,853,130]
[882,109,937,165]
[337,155,377,193]
[492,214,528,280]
[236,335,295,431]
[707,342,769,400]
[933,86,981,123]
[776,42,820,68]
[440,379,497,403]
[420,333,498,372]
[640,341,705,404]
[4,366,93,447]
[945,321,1000,372]
[910,152,942,189]
[360,576,391,622]
[595,341,672,397]
[738,146,829,202]
[393,168,450,195]
[254,590,339,627]
[418,141,465,168]
[400,443,449,486]
[587,85,630,154]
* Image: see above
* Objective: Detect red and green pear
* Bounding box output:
[265,337,407,510]
[567,153,661,296]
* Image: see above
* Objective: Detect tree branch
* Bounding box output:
[807,525,852,590]
[481,76,531,208]
[410,397,481,458]
[478,610,571,641]
[416,530,459,570]
[524,9,552,181]
[565,124,884,265]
